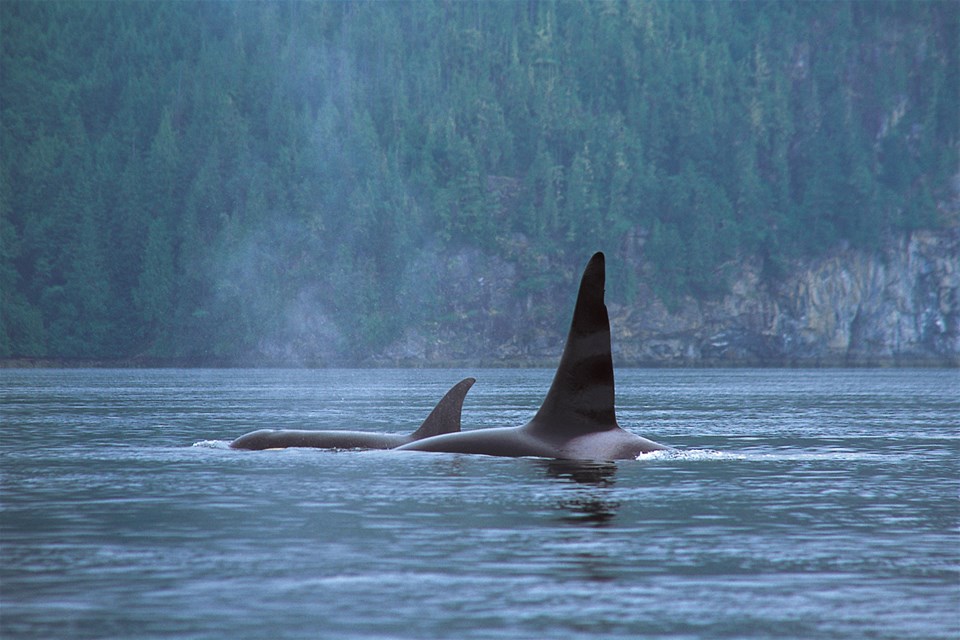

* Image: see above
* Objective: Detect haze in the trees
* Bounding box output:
[1,1,955,361]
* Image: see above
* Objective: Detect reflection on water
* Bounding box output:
[540,459,621,526]
[556,495,621,527]
[541,459,618,487]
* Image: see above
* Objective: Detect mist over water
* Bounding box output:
[2,368,958,639]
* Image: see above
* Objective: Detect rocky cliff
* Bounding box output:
[611,229,958,366]
[378,229,959,367]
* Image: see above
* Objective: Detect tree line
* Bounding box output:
[1,1,956,361]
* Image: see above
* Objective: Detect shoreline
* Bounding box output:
[3,356,956,370]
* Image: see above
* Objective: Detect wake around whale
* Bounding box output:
[230,377,475,450]
[397,252,669,461]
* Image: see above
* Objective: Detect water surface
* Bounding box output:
[2,368,958,639]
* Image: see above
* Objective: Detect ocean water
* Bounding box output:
[1,368,957,639]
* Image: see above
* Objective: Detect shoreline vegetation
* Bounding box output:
[3,357,955,370]
[3,2,957,366]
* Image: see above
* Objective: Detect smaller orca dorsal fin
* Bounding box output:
[530,252,618,436]
[410,377,476,440]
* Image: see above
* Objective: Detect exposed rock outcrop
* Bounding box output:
[611,229,958,366]
[379,229,959,367]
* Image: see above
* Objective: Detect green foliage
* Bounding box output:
[1,0,955,361]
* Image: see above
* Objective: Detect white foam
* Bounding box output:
[637,448,743,462]
[636,447,892,463]
[190,439,232,449]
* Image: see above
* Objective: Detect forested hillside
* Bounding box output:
[2,1,957,363]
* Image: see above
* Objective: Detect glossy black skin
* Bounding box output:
[397,253,669,461]
[230,378,475,450]
[231,429,410,450]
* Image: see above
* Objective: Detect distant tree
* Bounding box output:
[0,0,955,361]
[134,217,175,352]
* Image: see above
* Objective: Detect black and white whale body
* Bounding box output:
[397,253,669,461]
[230,377,475,450]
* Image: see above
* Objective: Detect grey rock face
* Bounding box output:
[377,229,958,367]
[611,229,958,366]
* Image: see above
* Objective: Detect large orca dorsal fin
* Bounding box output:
[409,377,476,440]
[530,252,618,436]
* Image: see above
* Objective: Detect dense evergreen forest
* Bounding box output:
[1,1,957,363]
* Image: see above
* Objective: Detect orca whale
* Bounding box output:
[396,253,669,461]
[230,377,475,450]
